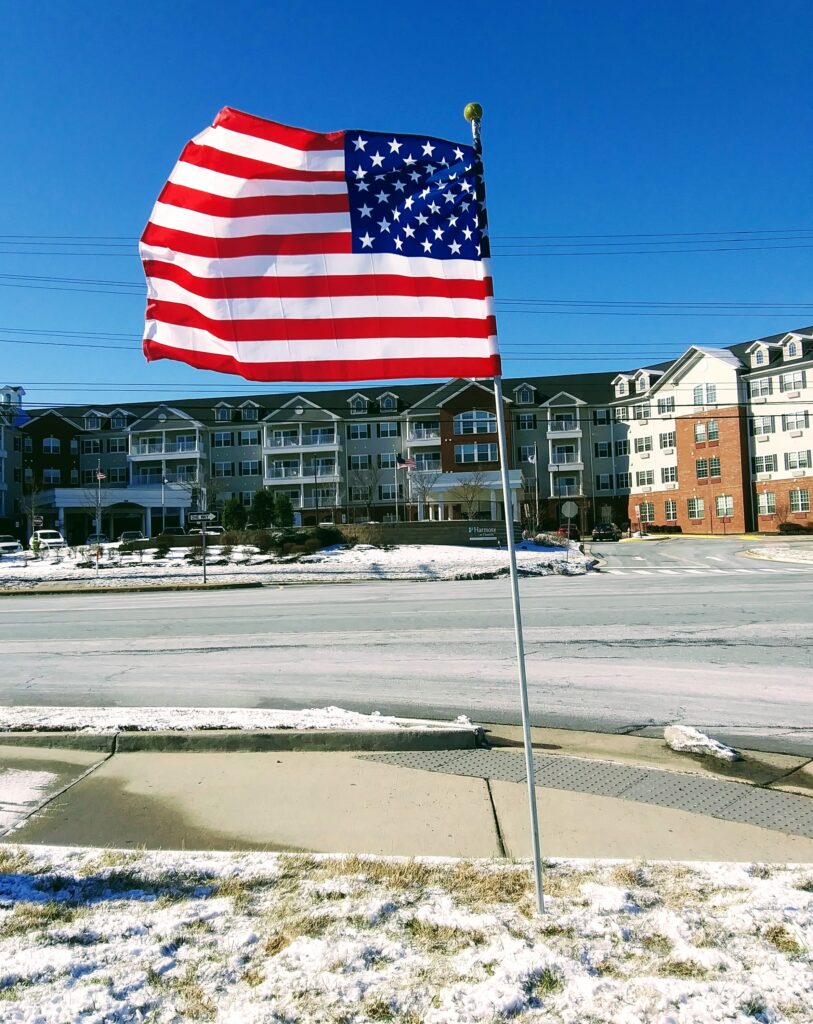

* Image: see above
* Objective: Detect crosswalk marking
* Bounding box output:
[601,565,813,577]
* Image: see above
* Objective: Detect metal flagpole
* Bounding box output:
[533,441,540,530]
[466,102,545,914]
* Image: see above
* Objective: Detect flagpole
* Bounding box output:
[466,102,544,914]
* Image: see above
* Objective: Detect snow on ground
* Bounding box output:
[0,846,811,1023]
[0,706,472,734]
[664,725,743,763]
[0,541,587,591]
[745,543,813,565]
[0,771,58,831]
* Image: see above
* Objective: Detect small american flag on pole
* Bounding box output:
[95,470,106,481]
[140,108,500,383]
[395,453,417,469]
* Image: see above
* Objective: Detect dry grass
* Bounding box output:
[655,958,711,980]
[403,917,486,953]
[524,966,564,998]
[639,933,672,956]
[764,923,804,956]
[0,900,78,938]
[0,847,36,875]
[610,864,651,889]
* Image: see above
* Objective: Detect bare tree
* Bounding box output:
[447,471,489,520]
[408,469,442,521]
[348,466,381,520]
[18,481,46,537]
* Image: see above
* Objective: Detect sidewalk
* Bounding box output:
[4,728,813,862]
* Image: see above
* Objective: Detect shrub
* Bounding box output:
[222,497,247,532]
[303,537,321,554]
[220,544,233,561]
[778,522,811,535]
[153,541,170,559]
[314,524,345,548]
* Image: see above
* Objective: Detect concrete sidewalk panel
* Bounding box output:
[11,752,501,857]
[491,780,813,862]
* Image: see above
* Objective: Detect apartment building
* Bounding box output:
[0,386,25,533]
[8,326,812,542]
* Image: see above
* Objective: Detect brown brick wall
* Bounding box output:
[439,386,512,473]
[628,405,751,533]
[753,477,813,531]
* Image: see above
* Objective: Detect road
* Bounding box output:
[2,537,812,752]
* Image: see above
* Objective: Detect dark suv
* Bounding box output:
[591,522,622,542]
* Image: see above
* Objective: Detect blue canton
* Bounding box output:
[345,130,482,260]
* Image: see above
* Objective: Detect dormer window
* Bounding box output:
[215,407,231,422]
[754,350,766,367]
[616,381,628,397]
[636,376,648,394]
[241,406,258,421]
[350,397,368,415]
[787,342,798,358]
[517,387,532,405]
[111,415,125,430]
[379,395,396,412]
[85,415,100,430]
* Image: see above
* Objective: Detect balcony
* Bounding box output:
[132,472,196,487]
[263,433,340,453]
[548,455,583,471]
[547,420,582,438]
[301,495,339,508]
[266,467,301,480]
[407,427,441,445]
[130,440,201,460]
[553,484,582,497]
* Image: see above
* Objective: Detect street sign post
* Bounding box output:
[187,512,216,523]
[33,516,44,528]
[561,500,578,564]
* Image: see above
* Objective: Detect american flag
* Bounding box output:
[140,108,500,383]
[95,470,106,481]
[395,453,417,469]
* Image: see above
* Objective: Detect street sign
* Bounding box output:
[561,500,578,519]
[187,511,216,523]
[33,516,44,528]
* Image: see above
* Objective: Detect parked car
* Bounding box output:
[591,522,622,542]
[187,526,225,536]
[119,530,145,543]
[557,523,581,541]
[158,526,187,537]
[85,533,110,545]
[0,535,24,556]
[29,529,66,550]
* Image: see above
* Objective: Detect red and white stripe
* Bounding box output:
[140,107,500,383]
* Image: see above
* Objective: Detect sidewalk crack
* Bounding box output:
[484,777,507,858]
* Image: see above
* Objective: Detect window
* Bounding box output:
[657,396,675,414]
[349,454,370,470]
[790,489,810,513]
[659,431,676,449]
[615,439,629,457]
[415,452,440,470]
[785,450,812,470]
[349,486,366,502]
[239,429,260,446]
[211,462,233,477]
[84,415,100,430]
[43,436,60,454]
[639,502,655,523]
[109,467,128,485]
[754,350,766,366]
[757,492,776,515]
[693,384,716,406]
[82,439,102,454]
[111,415,126,430]
[213,431,233,448]
[706,384,717,403]
[687,497,705,519]
[377,421,399,438]
[454,443,497,463]
[350,396,368,415]
[750,416,775,436]
[70,438,79,454]
[749,378,772,398]
[715,495,733,517]
[635,376,649,394]
[752,455,778,473]
[614,406,629,421]
[519,445,536,462]
[453,410,496,435]
[214,407,231,422]
[517,413,537,430]
[348,423,370,440]
[780,371,806,392]
[594,441,610,458]
[616,381,628,397]
[240,460,260,476]
[107,437,126,453]
[379,395,397,411]
[633,405,650,421]
[378,452,396,469]
[696,459,708,479]
[43,468,60,485]
[81,469,97,485]
[707,420,719,441]
[240,491,255,507]
[24,436,32,453]
[708,457,721,478]
[783,412,809,431]
[694,422,706,443]
[595,474,612,491]
[593,408,611,425]
[241,406,259,421]
[634,436,652,453]
[517,387,533,404]
[379,483,396,501]
[664,499,677,522]
[616,472,631,489]
[787,342,798,358]
[636,470,654,486]
[661,466,678,484]
[693,385,703,406]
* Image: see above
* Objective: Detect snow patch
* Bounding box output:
[664,725,742,762]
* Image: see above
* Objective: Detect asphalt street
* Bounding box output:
[3,538,812,753]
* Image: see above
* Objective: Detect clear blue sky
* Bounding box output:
[2,0,811,409]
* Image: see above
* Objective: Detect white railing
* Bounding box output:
[301,496,337,508]
[554,485,581,497]
[303,466,337,477]
[409,429,441,440]
[548,421,579,432]
[266,434,338,448]
[550,454,580,464]
[267,468,300,479]
[131,441,199,455]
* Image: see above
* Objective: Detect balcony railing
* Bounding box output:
[553,485,581,497]
[550,454,580,464]
[548,421,579,433]
[266,434,338,448]
[304,465,338,477]
[131,441,199,455]
[267,467,300,479]
[132,473,196,486]
[409,429,441,440]
[414,461,441,472]
[301,495,338,508]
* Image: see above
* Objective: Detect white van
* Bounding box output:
[29,529,67,550]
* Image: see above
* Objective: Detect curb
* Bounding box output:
[0,727,483,753]
[740,548,813,567]
[0,581,265,597]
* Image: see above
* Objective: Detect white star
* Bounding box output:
[448,214,458,227]
[449,240,461,255]
[392,208,401,221]
[453,146,464,161]
[353,167,367,180]
[404,224,416,238]
[443,191,455,204]
[404,196,415,210]
[394,235,404,250]
[416,212,428,226]
[353,136,368,151]
[375,189,390,203]
[425,164,436,175]
[374,174,385,182]
[358,203,373,218]
[421,238,433,252]
[377,217,391,233]
[420,187,431,199]
[428,201,440,215]
[433,226,444,240]
[403,154,417,166]
[359,232,374,248]
[393,179,406,192]
[357,180,370,192]
[460,180,473,193]
[448,173,457,181]
[409,170,421,182]
[388,138,402,154]
[463,226,473,240]
[439,157,448,167]
[370,151,385,168]
[421,141,435,157]
[460,200,470,211]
